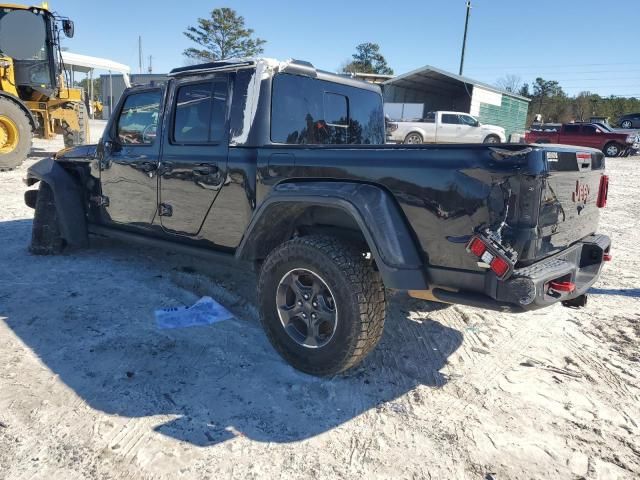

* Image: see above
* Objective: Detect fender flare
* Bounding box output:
[26,157,88,248]
[236,181,428,290]
[0,91,37,131]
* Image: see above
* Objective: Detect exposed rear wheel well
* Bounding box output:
[242,205,369,264]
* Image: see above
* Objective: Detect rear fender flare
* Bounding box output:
[26,158,88,248]
[236,181,428,290]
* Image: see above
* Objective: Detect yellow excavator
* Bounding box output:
[0,3,88,170]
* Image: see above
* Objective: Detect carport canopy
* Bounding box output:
[61,51,131,87]
[382,64,529,120]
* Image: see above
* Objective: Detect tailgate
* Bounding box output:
[535,149,606,260]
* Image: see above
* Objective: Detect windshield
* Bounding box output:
[0,9,49,61]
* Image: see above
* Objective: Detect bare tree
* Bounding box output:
[495,74,523,93]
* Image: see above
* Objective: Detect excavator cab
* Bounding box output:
[0,4,87,170]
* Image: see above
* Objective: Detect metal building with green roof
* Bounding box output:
[381,65,530,140]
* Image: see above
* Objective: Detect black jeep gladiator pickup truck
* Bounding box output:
[24,58,611,376]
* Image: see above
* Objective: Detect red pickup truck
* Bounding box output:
[525,123,639,157]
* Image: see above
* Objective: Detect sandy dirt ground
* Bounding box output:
[0,137,638,479]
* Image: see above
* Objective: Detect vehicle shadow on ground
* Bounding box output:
[1,219,463,446]
[589,287,640,298]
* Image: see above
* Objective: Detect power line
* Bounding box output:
[466,62,640,70]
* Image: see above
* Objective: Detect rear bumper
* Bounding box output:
[413,234,611,312]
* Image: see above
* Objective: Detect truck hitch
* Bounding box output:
[561,294,588,309]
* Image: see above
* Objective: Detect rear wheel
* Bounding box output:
[404,132,423,144]
[62,102,88,148]
[0,97,32,171]
[621,120,633,129]
[603,142,622,157]
[30,182,64,255]
[483,134,501,144]
[258,235,386,376]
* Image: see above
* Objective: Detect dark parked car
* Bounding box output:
[617,113,640,129]
[24,58,611,376]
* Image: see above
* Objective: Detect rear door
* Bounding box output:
[158,74,229,236]
[437,113,460,142]
[559,124,582,146]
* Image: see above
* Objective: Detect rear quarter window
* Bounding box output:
[271,73,384,145]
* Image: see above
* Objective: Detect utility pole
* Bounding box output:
[138,36,143,74]
[148,55,152,74]
[459,0,472,76]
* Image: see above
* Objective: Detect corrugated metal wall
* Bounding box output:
[477,94,529,140]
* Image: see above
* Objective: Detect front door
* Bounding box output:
[99,88,163,228]
[158,75,229,236]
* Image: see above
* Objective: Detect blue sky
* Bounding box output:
[56,0,639,97]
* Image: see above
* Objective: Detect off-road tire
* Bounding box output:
[0,97,32,171]
[483,134,501,144]
[258,235,386,376]
[30,182,64,255]
[62,102,88,148]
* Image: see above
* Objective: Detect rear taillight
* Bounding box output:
[490,257,510,277]
[597,175,609,208]
[468,237,486,257]
[466,235,514,279]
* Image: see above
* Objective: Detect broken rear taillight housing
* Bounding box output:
[466,234,515,280]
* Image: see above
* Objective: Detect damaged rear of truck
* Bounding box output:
[382,144,611,311]
[24,58,611,375]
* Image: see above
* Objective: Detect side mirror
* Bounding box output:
[62,19,74,38]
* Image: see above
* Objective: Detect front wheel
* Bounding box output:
[30,182,64,255]
[258,235,386,376]
[603,142,622,157]
[483,134,501,144]
[621,120,633,129]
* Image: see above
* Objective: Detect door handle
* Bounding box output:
[192,165,218,176]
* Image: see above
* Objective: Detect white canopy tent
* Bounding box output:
[60,51,131,117]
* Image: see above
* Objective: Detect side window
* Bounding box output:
[441,114,459,124]
[564,124,580,134]
[582,125,597,135]
[174,83,212,144]
[270,73,384,145]
[172,79,227,144]
[459,115,478,126]
[116,90,161,145]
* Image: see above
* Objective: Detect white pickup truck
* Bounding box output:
[386,111,506,144]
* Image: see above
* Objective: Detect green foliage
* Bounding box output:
[342,43,393,75]
[73,77,101,99]
[515,76,640,125]
[183,8,266,62]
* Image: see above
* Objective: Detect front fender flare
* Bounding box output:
[26,158,88,248]
[236,182,428,290]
